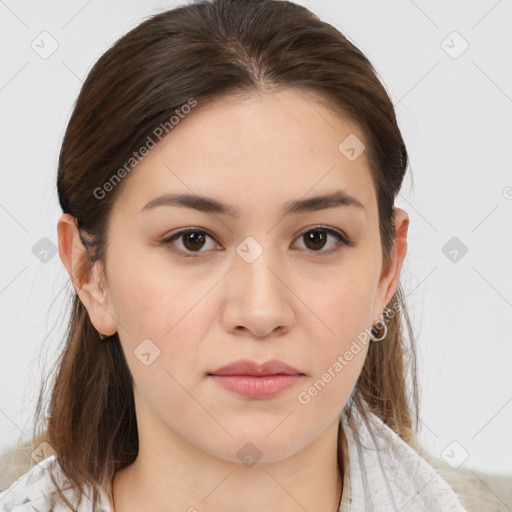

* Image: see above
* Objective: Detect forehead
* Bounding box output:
[113,88,377,219]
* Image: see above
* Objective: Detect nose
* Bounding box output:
[222,242,295,339]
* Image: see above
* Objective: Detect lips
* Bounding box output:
[207,359,305,398]
[208,359,304,377]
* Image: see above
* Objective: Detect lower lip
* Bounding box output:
[208,374,303,398]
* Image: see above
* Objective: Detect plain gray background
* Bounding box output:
[0,0,511,476]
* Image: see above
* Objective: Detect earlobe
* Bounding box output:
[57,213,118,338]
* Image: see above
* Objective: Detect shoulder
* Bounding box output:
[418,447,512,512]
[340,405,512,512]
[0,455,108,512]
[340,405,469,511]
[0,454,61,511]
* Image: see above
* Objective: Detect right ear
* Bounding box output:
[57,213,117,338]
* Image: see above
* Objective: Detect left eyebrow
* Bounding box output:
[139,189,365,218]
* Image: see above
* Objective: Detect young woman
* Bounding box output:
[0,0,472,510]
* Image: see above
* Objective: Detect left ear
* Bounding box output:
[372,207,409,322]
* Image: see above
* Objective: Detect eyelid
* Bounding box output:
[160,225,355,257]
[297,224,355,247]
[160,227,221,258]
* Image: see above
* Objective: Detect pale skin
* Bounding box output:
[57,88,409,512]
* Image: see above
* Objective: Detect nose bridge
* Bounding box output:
[226,234,293,335]
[235,234,284,300]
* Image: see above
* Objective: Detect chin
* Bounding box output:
[203,432,308,466]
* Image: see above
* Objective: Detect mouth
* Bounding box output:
[207,359,305,399]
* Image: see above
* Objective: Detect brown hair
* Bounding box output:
[32,0,419,508]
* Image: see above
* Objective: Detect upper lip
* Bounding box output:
[208,359,304,376]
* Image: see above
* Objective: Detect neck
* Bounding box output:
[111,407,344,512]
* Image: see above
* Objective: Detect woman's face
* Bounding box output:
[77,88,407,463]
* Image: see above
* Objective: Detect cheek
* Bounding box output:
[106,242,210,338]
[300,257,378,345]
[106,254,212,423]
[295,258,377,403]
[105,244,222,391]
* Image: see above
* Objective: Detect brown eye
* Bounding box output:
[161,225,354,259]
[162,229,220,257]
[293,227,354,254]
[181,231,207,251]
[303,230,328,251]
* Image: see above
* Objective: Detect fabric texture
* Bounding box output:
[338,404,468,511]
[0,455,109,512]
[0,403,476,511]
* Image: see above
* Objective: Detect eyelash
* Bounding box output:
[160,225,355,258]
